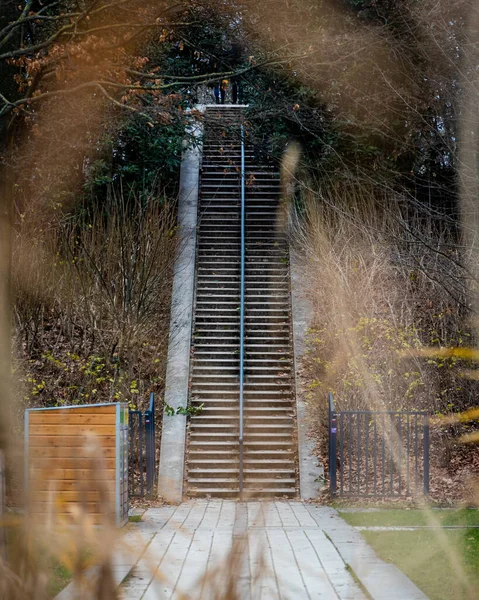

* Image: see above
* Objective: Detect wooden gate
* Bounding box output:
[25,402,129,526]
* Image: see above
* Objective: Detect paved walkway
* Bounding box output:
[116,501,429,600]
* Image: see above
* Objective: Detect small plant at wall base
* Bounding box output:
[164,403,204,417]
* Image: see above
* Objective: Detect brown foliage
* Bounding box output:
[294,176,479,501]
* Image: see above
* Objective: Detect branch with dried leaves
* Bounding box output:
[0,51,310,119]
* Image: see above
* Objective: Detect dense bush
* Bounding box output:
[13,188,178,415]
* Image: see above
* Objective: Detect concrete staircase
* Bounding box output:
[186,106,297,498]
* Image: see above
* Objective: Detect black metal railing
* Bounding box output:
[129,392,156,497]
[328,393,429,498]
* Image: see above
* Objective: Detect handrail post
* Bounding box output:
[423,414,430,495]
[329,392,337,497]
[239,123,245,501]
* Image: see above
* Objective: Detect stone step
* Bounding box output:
[190,399,292,407]
[187,488,297,498]
[187,477,296,488]
[189,432,293,442]
[201,179,279,184]
[206,416,293,424]
[190,421,293,430]
[187,488,239,497]
[193,365,291,372]
[194,328,289,334]
[190,388,291,396]
[194,286,287,293]
[201,183,280,189]
[196,407,293,414]
[187,469,295,479]
[201,165,275,170]
[188,450,295,461]
[193,349,291,355]
[187,441,239,451]
[188,458,295,467]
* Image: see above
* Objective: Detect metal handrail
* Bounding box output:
[239,124,245,500]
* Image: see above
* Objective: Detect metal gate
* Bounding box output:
[129,392,156,497]
[328,393,429,498]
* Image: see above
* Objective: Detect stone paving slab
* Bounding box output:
[118,500,429,600]
[116,500,367,600]
[52,501,429,600]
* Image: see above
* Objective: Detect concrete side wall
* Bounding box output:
[290,246,324,499]
[157,123,201,503]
